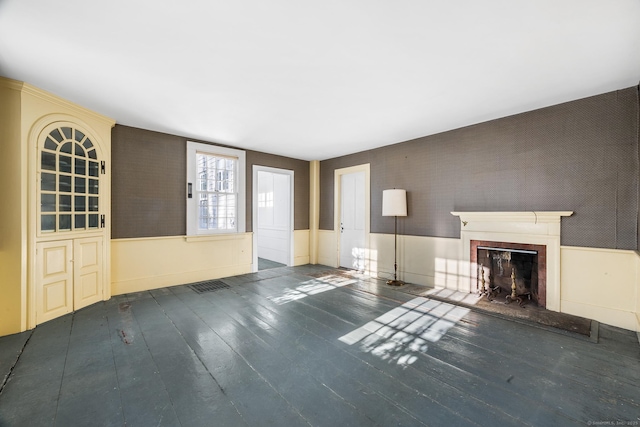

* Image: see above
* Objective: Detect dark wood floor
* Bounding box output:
[0,265,638,426]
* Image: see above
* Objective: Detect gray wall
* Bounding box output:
[112,125,309,239]
[320,86,640,250]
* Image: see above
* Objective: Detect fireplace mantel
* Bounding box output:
[451,211,573,235]
[451,211,573,312]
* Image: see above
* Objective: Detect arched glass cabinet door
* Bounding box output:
[39,125,102,234]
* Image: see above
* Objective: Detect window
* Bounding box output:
[39,126,101,234]
[186,142,246,235]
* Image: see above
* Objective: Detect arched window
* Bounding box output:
[39,126,101,233]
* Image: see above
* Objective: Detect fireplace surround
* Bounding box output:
[451,211,573,312]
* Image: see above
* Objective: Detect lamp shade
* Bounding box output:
[382,189,407,217]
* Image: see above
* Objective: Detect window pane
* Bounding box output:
[44,137,58,150]
[49,128,63,143]
[42,215,56,232]
[88,161,99,177]
[75,158,86,175]
[41,152,56,171]
[61,127,72,139]
[75,130,85,143]
[88,179,99,194]
[59,214,71,231]
[59,195,71,211]
[75,214,85,229]
[88,214,99,228]
[87,149,97,159]
[60,142,72,154]
[89,197,98,211]
[74,143,85,157]
[41,173,56,191]
[41,194,56,212]
[82,138,93,149]
[74,195,86,212]
[59,175,72,192]
[59,155,72,173]
[75,177,86,193]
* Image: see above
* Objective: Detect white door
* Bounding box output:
[253,166,294,270]
[340,171,366,270]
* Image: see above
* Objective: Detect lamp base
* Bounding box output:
[386,279,405,287]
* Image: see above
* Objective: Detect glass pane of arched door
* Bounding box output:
[39,126,101,234]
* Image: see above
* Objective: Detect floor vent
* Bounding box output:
[189,280,230,294]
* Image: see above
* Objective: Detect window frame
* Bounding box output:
[186,141,246,235]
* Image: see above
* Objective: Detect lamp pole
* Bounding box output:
[393,215,398,282]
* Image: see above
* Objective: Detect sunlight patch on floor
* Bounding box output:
[425,287,482,305]
[338,297,470,366]
[267,274,358,305]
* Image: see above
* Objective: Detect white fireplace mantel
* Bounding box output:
[451,211,573,312]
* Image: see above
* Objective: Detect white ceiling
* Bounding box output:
[1,1,639,161]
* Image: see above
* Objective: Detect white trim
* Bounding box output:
[186,141,246,235]
[252,165,294,272]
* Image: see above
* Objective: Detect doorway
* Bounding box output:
[335,165,370,272]
[252,166,294,271]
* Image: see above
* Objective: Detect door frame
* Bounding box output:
[252,165,294,272]
[334,164,370,272]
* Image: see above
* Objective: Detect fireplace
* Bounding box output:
[451,211,573,313]
[471,240,547,308]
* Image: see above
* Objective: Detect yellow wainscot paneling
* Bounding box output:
[293,230,310,266]
[111,234,253,295]
[317,229,338,267]
[369,233,461,288]
[560,246,639,331]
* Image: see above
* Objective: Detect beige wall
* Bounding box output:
[0,81,26,336]
[560,246,640,332]
[111,234,253,294]
[111,230,310,295]
[293,230,310,266]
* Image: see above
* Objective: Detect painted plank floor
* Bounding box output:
[0,265,638,426]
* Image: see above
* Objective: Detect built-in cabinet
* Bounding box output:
[0,77,114,335]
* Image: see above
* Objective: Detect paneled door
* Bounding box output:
[35,237,104,324]
[73,236,103,310]
[340,171,366,270]
[35,240,73,324]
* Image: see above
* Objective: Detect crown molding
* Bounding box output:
[0,76,115,128]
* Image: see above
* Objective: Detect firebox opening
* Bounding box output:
[477,246,539,307]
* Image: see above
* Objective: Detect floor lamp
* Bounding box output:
[382,189,407,286]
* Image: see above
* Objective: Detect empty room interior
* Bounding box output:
[1,1,639,426]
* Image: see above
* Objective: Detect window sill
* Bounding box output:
[184,233,250,243]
